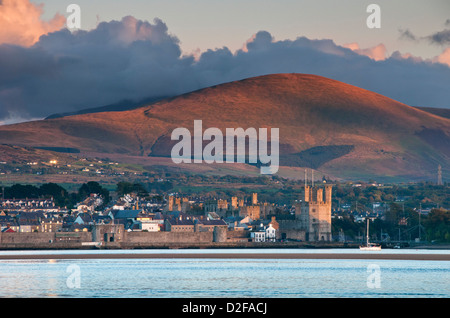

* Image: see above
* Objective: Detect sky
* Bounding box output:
[0,0,449,124]
[34,0,450,58]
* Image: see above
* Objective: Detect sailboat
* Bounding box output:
[359,219,381,251]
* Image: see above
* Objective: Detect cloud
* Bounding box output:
[433,47,450,67]
[0,0,65,46]
[399,28,418,42]
[1,16,450,124]
[242,31,274,52]
[343,43,387,61]
[0,15,199,122]
[427,29,450,45]
[399,23,450,46]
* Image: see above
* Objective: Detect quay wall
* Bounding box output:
[0,231,359,250]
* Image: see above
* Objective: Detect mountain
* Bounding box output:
[0,73,449,182]
[415,107,450,120]
[45,96,169,119]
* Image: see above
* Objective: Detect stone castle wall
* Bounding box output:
[124,231,214,244]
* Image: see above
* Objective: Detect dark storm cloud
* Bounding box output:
[427,29,450,45]
[399,28,418,42]
[399,21,450,45]
[1,17,450,123]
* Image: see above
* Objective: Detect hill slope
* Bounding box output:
[0,73,449,181]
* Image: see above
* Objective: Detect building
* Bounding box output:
[196,218,228,232]
[250,227,266,242]
[92,223,124,243]
[278,185,332,242]
[252,193,258,205]
[0,198,57,212]
[299,185,332,241]
[250,223,277,242]
[17,212,44,232]
[265,224,276,242]
[109,209,142,231]
[41,216,63,232]
[165,217,195,232]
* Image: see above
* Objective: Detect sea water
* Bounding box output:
[0,249,448,298]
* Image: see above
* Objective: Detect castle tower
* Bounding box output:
[175,197,181,211]
[297,185,332,242]
[231,197,238,209]
[325,185,332,204]
[304,186,311,202]
[168,195,174,211]
[316,188,323,202]
[252,193,258,205]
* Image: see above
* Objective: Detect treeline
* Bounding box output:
[1,181,160,210]
[332,203,450,243]
[1,182,110,209]
[332,182,449,210]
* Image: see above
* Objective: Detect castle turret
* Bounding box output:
[304,186,310,202]
[252,193,258,205]
[316,188,323,203]
[325,185,332,204]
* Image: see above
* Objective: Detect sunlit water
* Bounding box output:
[0,249,448,298]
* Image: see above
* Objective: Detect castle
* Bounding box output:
[278,183,332,242]
[165,174,333,242]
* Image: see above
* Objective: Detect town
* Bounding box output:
[0,174,448,249]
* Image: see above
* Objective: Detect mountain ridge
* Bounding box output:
[1,73,449,181]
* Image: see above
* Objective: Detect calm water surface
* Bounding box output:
[0,249,448,298]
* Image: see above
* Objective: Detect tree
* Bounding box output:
[78,181,110,205]
[39,183,71,208]
[116,181,148,196]
[424,209,450,242]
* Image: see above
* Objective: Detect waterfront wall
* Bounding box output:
[124,231,214,244]
[0,230,215,247]
[0,232,92,244]
[0,228,350,249]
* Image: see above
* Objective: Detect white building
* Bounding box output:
[141,221,161,232]
[250,223,277,242]
[265,224,276,242]
[250,230,266,242]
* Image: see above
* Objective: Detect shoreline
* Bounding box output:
[0,251,449,261]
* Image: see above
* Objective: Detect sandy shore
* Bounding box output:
[0,252,449,261]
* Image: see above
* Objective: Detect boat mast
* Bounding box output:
[366,219,369,246]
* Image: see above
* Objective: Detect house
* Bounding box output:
[1,226,15,233]
[109,209,142,231]
[206,212,221,220]
[239,216,253,226]
[0,198,57,212]
[41,216,63,232]
[0,216,19,232]
[18,219,41,232]
[92,214,112,225]
[75,194,104,212]
[250,223,277,242]
[265,224,276,242]
[74,212,94,225]
[72,223,91,232]
[197,218,228,232]
[62,215,76,232]
[141,221,160,232]
[17,212,44,232]
[250,225,267,242]
[109,209,141,220]
[165,217,195,232]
